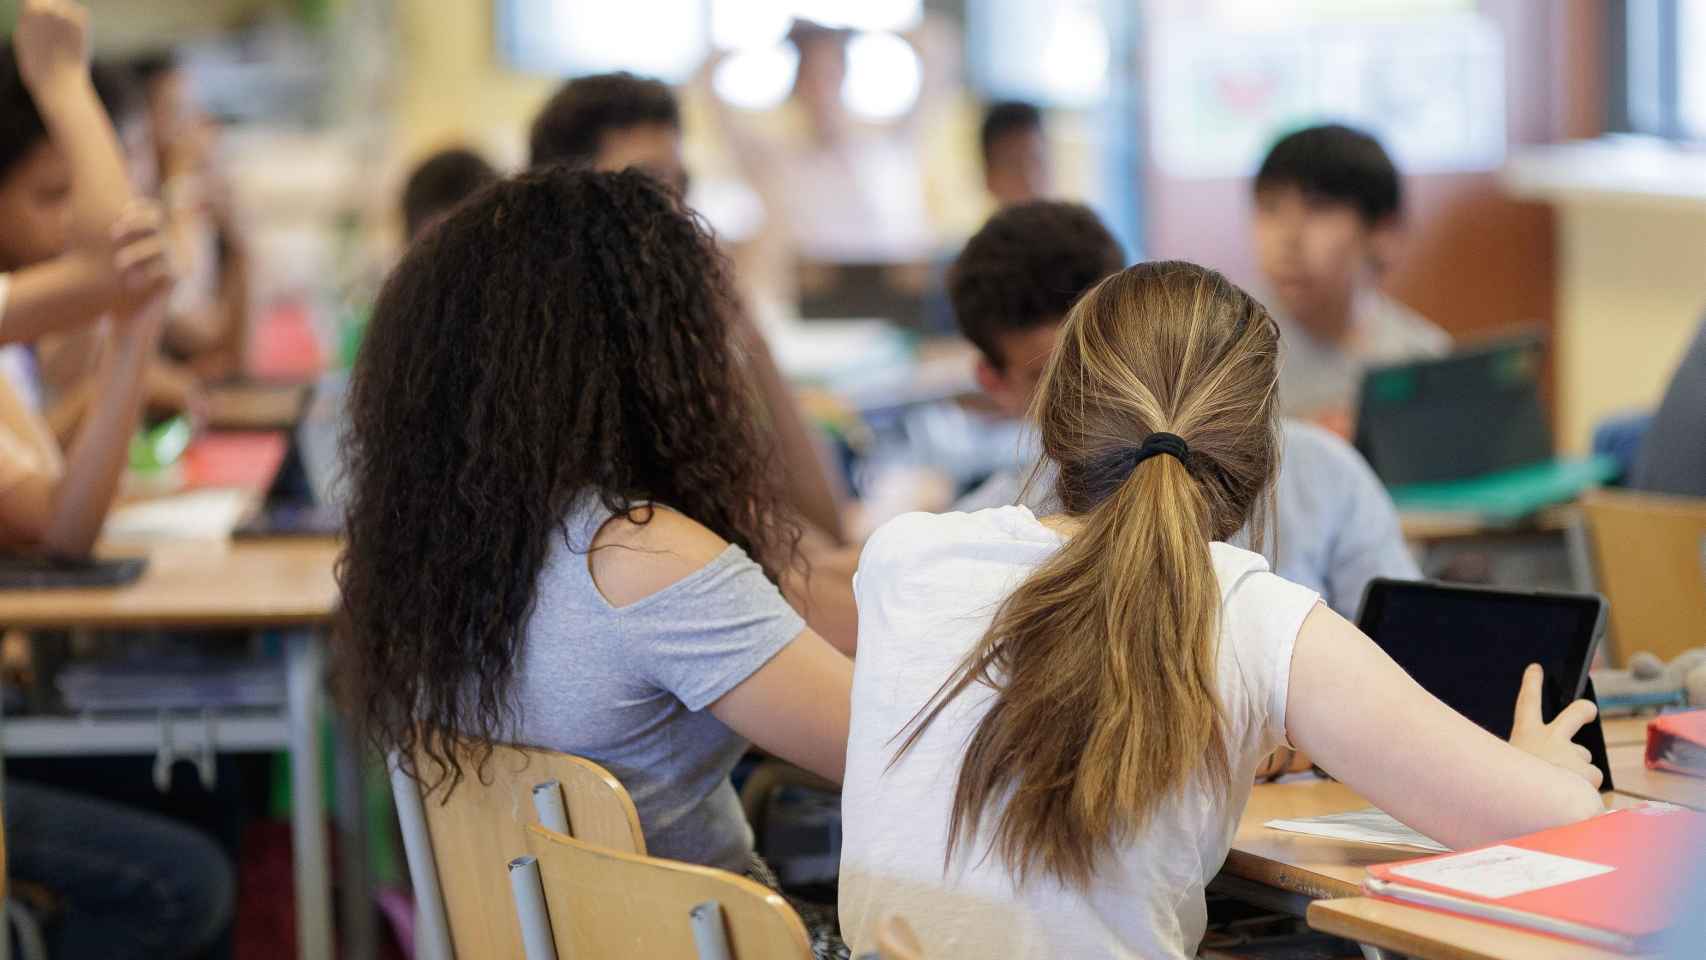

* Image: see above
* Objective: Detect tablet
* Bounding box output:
[0,554,148,590]
[1356,578,1612,791]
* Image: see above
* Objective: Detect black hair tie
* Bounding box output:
[1125,432,1190,471]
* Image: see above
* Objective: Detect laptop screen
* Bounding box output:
[1356,579,1612,788]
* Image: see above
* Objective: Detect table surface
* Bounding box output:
[1603,714,1653,748]
[1398,505,1578,543]
[0,538,341,629]
[1610,742,1706,809]
[1222,779,1427,900]
[1308,896,1651,960]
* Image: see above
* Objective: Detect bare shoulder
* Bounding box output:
[587,504,735,607]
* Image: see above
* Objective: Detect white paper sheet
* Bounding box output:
[102,488,252,541]
[1388,844,1614,899]
[1264,808,1451,853]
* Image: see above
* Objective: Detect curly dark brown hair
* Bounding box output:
[337,166,801,791]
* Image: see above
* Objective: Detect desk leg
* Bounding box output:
[287,632,332,960]
[333,714,376,960]
[1359,945,1396,960]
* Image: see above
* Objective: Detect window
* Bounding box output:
[1616,0,1706,140]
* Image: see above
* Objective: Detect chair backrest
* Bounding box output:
[397,741,646,960]
[524,823,812,959]
[1581,490,1706,666]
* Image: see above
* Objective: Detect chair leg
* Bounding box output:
[508,856,559,960]
[689,900,734,960]
[388,754,455,960]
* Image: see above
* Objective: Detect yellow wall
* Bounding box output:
[1554,200,1706,453]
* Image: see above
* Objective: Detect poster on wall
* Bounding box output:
[1149,12,1505,179]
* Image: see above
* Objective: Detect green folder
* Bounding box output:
[1388,456,1619,522]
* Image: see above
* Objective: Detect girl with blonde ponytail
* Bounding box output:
[838,262,1604,960]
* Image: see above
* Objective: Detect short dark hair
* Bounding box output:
[981,100,1043,163]
[528,72,679,169]
[0,49,47,184]
[949,201,1124,369]
[401,148,497,238]
[0,53,138,185]
[1254,123,1401,225]
[128,50,179,88]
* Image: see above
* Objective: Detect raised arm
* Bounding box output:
[1286,604,1603,850]
[0,203,170,344]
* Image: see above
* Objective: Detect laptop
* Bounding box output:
[1356,578,1613,791]
[1353,332,1616,518]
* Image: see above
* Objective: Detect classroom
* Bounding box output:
[0,0,1702,958]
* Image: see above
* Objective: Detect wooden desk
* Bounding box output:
[207,382,309,431]
[0,539,340,630]
[1399,505,1577,544]
[1611,743,1706,809]
[1309,896,1648,960]
[1219,780,1430,904]
[0,536,344,960]
[1604,714,1653,748]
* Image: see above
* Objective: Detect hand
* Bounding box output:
[12,0,90,91]
[109,201,176,296]
[1508,663,1603,789]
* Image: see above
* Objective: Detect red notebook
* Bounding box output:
[180,432,288,493]
[1647,710,1706,778]
[1364,806,1704,953]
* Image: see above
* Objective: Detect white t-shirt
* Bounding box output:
[1275,288,1450,419]
[839,506,1321,960]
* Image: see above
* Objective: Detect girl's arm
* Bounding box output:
[1286,604,1603,850]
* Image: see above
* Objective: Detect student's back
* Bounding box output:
[1632,317,1706,498]
[840,261,1603,959]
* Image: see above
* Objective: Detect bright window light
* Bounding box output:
[713,43,801,110]
[842,31,922,120]
[498,0,706,81]
[1040,7,1110,104]
[710,0,795,51]
[794,0,922,33]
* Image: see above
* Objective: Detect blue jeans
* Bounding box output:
[6,780,234,960]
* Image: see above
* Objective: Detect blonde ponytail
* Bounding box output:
[896,261,1280,890]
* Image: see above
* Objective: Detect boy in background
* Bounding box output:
[528,71,686,193]
[1251,123,1449,426]
[980,100,1051,209]
[401,146,497,240]
[952,201,1419,617]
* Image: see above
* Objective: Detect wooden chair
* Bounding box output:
[389,741,645,960]
[1580,490,1706,665]
[513,822,812,959]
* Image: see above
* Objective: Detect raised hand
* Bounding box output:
[13,0,91,92]
[1508,663,1603,789]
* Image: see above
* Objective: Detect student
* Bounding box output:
[952,201,1417,616]
[0,4,233,958]
[528,71,686,191]
[839,260,1603,959]
[339,168,853,952]
[400,146,496,240]
[980,100,1050,209]
[1631,316,1706,497]
[1252,123,1449,424]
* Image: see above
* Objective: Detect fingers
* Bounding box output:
[1578,760,1605,791]
[1512,663,1543,733]
[1548,698,1600,741]
[110,201,165,245]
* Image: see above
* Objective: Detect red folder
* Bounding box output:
[180,432,288,493]
[1364,806,1704,952]
[1647,710,1706,778]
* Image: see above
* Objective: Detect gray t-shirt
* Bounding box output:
[954,419,1418,617]
[1273,288,1451,419]
[1632,318,1706,498]
[510,496,804,872]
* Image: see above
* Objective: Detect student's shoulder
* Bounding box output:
[587,505,740,607]
[1280,418,1372,474]
[860,506,1041,573]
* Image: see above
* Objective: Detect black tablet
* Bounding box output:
[1356,578,1613,791]
[0,554,147,589]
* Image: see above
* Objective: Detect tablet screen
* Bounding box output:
[1356,579,1610,787]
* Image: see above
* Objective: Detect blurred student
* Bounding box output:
[130,50,250,381]
[1252,123,1448,425]
[952,201,1417,616]
[529,71,686,191]
[0,4,232,957]
[34,60,201,443]
[401,146,496,241]
[839,261,1603,959]
[1631,317,1706,498]
[980,100,1050,209]
[340,168,851,955]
